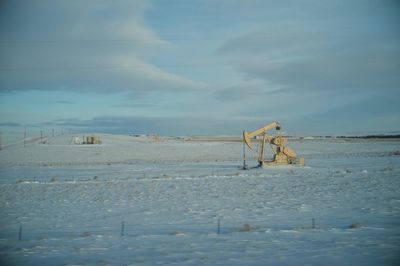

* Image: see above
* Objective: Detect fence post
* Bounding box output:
[217,218,221,234]
[312,218,315,229]
[121,221,125,237]
[24,128,26,147]
[18,224,22,241]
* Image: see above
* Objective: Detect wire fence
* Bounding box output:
[7,221,218,241]
[4,216,396,242]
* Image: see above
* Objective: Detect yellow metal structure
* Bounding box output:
[243,121,281,149]
[242,121,304,168]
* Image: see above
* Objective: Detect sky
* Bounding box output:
[0,0,399,138]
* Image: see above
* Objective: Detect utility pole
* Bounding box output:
[52,128,54,137]
[0,131,2,150]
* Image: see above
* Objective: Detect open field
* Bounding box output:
[0,134,400,265]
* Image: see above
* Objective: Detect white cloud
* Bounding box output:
[213,10,400,126]
[1,0,399,135]
[0,0,200,93]
[217,24,400,93]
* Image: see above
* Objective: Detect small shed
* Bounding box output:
[85,135,102,144]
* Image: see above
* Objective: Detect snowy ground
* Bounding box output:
[0,134,400,265]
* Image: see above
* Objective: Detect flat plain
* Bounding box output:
[0,134,399,265]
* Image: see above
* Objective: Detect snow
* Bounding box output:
[0,134,400,265]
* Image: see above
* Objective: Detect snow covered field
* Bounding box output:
[0,134,400,265]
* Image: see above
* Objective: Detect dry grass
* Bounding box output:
[349,222,362,229]
[239,223,253,232]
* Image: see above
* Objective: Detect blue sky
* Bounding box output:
[0,0,399,137]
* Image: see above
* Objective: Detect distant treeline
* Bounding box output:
[296,135,400,139]
[336,135,400,139]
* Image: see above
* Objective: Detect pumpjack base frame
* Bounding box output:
[258,157,305,168]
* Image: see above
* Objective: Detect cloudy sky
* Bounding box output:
[0,0,399,137]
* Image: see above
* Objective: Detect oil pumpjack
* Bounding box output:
[242,121,304,169]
